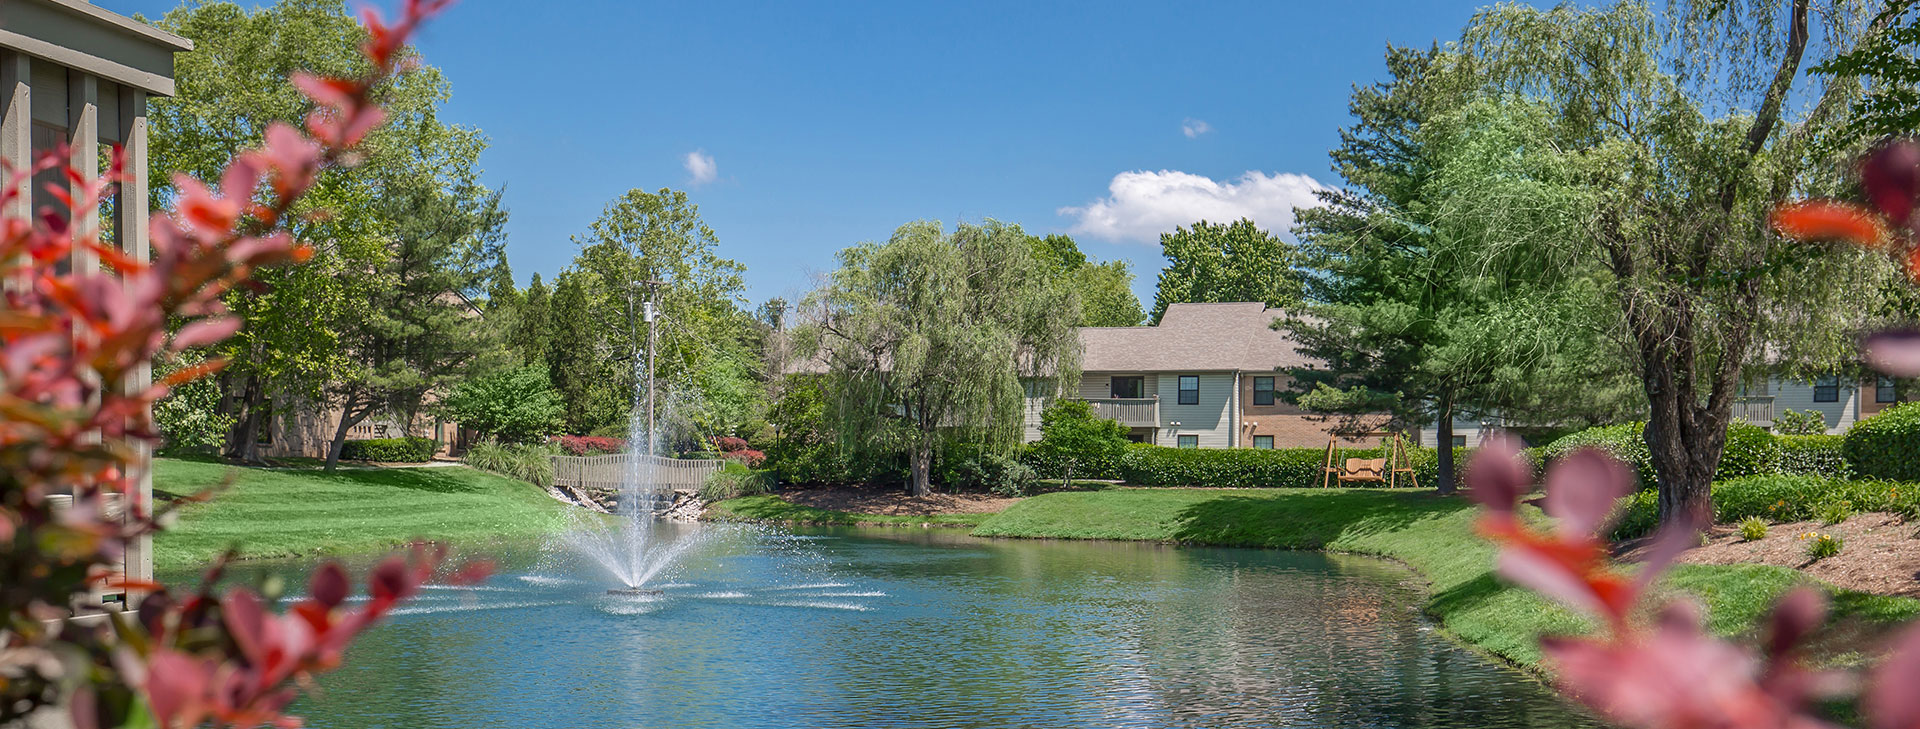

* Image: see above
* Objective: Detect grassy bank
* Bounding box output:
[969,488,1920,669]
[705,494,994,528]
[153,458,570,571]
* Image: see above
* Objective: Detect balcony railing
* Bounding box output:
[1732,397,1774,426]
[1081,397,1159,428]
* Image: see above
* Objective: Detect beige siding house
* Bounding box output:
[1031,302,1381,449]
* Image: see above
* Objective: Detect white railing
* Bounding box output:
[1732,398,1775,425]
[1081,397,1159,427]
[550,453,726,492]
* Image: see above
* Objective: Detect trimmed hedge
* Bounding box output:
[1113,443,1465,489]
[1770,435,1851,479]
[1845,402,1920,481]
[1611,474,1920,539]
[340,436,435,463]
[1542,421,1775,490]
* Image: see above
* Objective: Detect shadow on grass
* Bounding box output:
[1427,570,1510,617]
[315,467,489,495]
[1168,489,1471,549]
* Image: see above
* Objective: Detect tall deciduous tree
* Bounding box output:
[1436,1,1895,522]
[1029,233,1145,327]
[508,273,553,367]
[149,0,488,462]
[1150,219,1303,323]
[1286,45,1638,494]
[805,220,1081,496]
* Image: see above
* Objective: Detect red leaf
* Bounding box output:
[1543,448,1632,537]
[1863,140,1920,226]
[1770,201,1889,248]
[1466,433,1531,513]
[171,316,242,351]
[309,562,349,609]
[1864,330,1920,378]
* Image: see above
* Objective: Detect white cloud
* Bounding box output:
[1059,169,1330,244]
[1181,118,1213,138]
[684,149,718,185]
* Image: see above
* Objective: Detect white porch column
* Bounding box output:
[117,86,152,592]
[67,70,97,274]
[1,52,28,289]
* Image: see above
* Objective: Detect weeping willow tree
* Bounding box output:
[1432,1,1900,524]
[802,220,1082,496]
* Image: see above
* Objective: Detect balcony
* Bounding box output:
[1732,397,1774,426]
[1081,397,1159,428]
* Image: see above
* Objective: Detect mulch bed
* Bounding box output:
[776,486,1020,516]
[1624,512,1920,598]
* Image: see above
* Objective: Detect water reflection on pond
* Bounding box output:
[175,525,1599,729]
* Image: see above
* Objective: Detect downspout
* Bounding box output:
[1231,371,1241,448]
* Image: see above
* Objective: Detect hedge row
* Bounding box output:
[1109,443,1467,489]
[1611,474,1920,539]
[340,436,435,463]
[1845,402,1920,481]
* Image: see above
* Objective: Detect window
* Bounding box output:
[1125,431,1148,444]
[1253,435,1274,449]
[1177,434,1199,449]
[1879,377,1898,404]
[1451,435,1467,447]
[1110,376,1145,399]
[1178,375,1199,405]
[1253,376,1275,406]
[1813,375,1840,403]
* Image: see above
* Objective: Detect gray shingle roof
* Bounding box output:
[1080,302,1310,373]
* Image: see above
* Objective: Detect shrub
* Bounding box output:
[1845,401,1920,481]
[152,350,236,454]
[1543,421,1775,489]
[1771,408,1829,436]
[340,436,435,463]
[464,439,560,485]
[1737,516,1768,541]
[439,364,565,443]
[1818,499,1854,525]
[1024,400,1130,479]
[1804,532,1843,561]
[1611,474,1920,538]
[553,434,626,456]
[1769,434,1852,478]
[937,444,1036,495]
[711,436,767,467]
[700,462,775,501]
[1109,442,1461,489]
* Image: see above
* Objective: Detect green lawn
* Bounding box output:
[153,458,570,571]
[705,494,995,528]
[968,487,1920,670]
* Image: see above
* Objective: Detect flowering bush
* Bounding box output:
[0,2,489,727]
[1469,436,1920,729]
[553,434,626,456]
[1803,532,1844,561]
[711,435,765,467]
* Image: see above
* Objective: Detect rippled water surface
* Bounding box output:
[201,526,1600,729]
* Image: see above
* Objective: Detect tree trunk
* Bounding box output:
[325,398,374,472]
[225,377,265,463]
[1435,393,1457,495]
[908,442,932,497]
[1642,376,1728,526]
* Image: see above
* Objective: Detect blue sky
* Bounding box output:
[104,0,1493,308]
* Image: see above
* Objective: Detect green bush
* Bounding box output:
[463,439,560,485]
[1611,474,1920,538]
[1845,402,1920,481]
[1111,442,1458,489]
[1023,400,1130,479]
[1817,499,1854,526]
[1542,421,1775,489]
[439,364,565,443]
[937,444,1036,495]
[1771,408,1829,436]
[1737,516,1768,541]
[340,437,435,463]
[1770,435,1852,479]
[152,350,235,455]
[1804,533,1843,561]
[700,462,775,501]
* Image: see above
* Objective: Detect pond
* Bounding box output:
[184,525,1600,729]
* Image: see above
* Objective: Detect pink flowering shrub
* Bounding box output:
[553,434,626,456]
[0,2,490,727]
[712,436,765,467]
[1468,436,1920,729]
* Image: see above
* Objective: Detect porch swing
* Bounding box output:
[1320,433,1420,488]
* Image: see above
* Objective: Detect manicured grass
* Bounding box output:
[970,487,1919,670]
[153,458,570,571]
[705,494,994,528]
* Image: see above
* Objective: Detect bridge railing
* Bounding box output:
[550,453,726,492]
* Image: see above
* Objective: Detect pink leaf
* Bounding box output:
[309,562,350,609]
[1467,433,1531,513]
[1766,587,1827,659]
[1867,623,1920,729]
[1497,549,1607,618]
[171,316,242,351]
[1544,448,1632,537]
[1863,140,1920,226]
[222,587,268,665]
[1864,330,1920,378]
